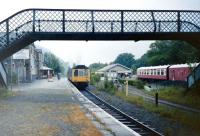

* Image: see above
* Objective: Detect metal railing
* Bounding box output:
[187,63,200,88]
[0,9,200,51]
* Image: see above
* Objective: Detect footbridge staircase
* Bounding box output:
[0,9,200,88]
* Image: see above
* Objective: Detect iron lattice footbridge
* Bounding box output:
[0,9,200,60]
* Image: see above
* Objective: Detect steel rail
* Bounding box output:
[81,90,163,136]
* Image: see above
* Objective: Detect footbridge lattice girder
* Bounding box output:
[0,8,200,60]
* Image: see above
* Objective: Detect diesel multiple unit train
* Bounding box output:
[137,63,199,82]
[68,65,90,89]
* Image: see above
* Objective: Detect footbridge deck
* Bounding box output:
[0,9,200,60]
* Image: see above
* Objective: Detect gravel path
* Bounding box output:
[92,90,198,136]
[0,78,102,136]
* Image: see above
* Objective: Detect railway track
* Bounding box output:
[81,90,163,136]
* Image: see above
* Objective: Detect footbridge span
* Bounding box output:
[0,8,200,60]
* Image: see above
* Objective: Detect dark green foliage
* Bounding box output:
[90,74,101,85]
[103,79,117,95]
[97,77,117,95]
[114,53,135,68]
[137,40,200,67]
[119,79,145,89]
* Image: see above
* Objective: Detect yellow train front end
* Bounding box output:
[69,65,90,90]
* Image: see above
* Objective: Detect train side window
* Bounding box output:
[151,69,153,75]
[161,69,164,75]
[74,70,78,77]
[85,69,88,76]
[153,69,156,75]
[164,69,166,76]
[157,69,160,75]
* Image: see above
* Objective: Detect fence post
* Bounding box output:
[125,80,128,96]
[155,92,158,107]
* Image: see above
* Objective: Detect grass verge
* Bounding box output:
[94,85,200,135]
[147,86,200,109]
[115,91,200,135]
[0,88,13,99]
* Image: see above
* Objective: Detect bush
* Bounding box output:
[119,79,145,89]
[90,73,101,85]
[103,78,117,95]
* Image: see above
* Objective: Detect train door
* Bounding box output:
[172,70,175,81]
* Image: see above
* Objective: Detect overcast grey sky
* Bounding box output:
[1,0,200,66]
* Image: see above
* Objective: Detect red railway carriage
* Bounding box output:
[137,63,199,82]
[137,65,170,80]
[168,63,198,81]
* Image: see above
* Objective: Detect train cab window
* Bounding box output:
[74,70,78,77]
[78,70,85,76]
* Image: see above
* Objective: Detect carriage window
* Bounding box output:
[151,69,153,75]
[161,69,164,75]
[157,69,160,75]
[154,69,156,75]
[164,69,166,75]
[74,70,78,77]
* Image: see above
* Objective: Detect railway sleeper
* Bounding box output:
[118,118,128,121]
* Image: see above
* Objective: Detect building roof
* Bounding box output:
[40,66,53,70]
[97,63,131,73]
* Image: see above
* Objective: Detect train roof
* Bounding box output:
[170,63,199,68]
[137,63,199,70]
[73,65,89,69]
[137,65,170,70]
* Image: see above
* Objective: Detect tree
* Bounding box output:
[44,52,66,74]
[114,53,135,68]
[138,40,200,66]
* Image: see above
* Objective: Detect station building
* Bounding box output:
[3,43,53,84]
[96,63,132,80]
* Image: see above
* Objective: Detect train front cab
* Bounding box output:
[71,68,90,89]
